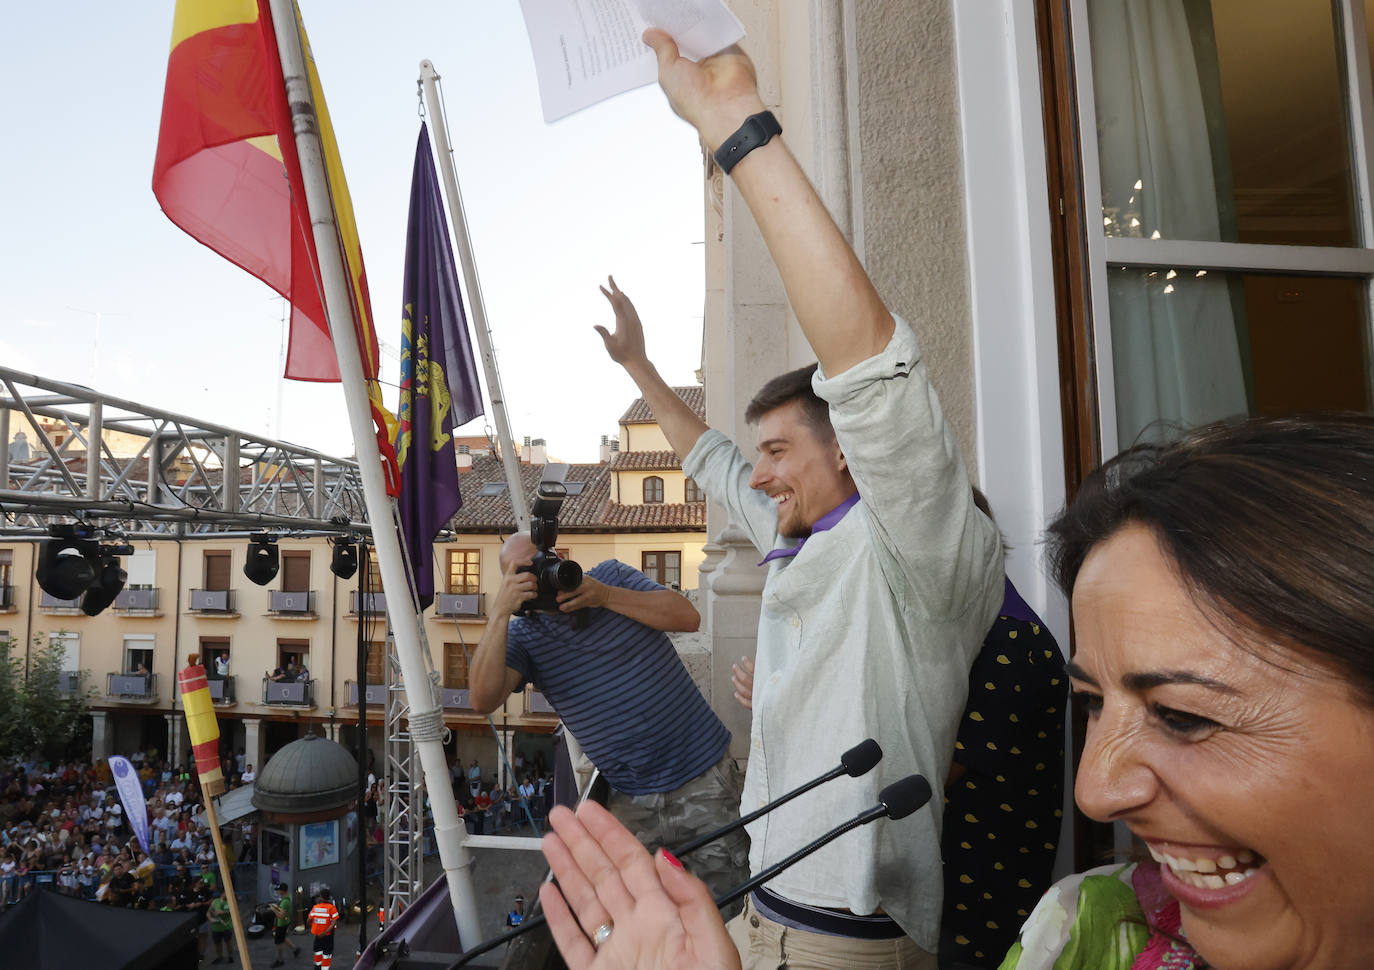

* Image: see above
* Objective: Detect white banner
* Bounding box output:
[108,756,151,853]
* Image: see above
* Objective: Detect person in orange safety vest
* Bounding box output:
[307,887,341,970]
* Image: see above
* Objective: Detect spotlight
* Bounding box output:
[330,537,359,580]
[36,525,100,600]
[81,546,130,616]
[243,534,280,586]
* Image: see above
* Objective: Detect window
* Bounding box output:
[203,551,231,591]
[641,551,681,588]
[443,643,469,689]
[52,632,80,673]
[683,478,704,503]
[277,639,310,677]
[447,549,480,594]
[122,634,152,676]
[1057,0,1374,467]
[0,550,11,608]
[642,476,664,503]
[364,641,385,685]
[478,482,507,497]
[362,555,383,593]
[281,551,311,592]
[200,636,230,676]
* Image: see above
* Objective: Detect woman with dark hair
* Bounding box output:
[533,414,1374,970]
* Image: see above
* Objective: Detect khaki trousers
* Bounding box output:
[726,894,937,970]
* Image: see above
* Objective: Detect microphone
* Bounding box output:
[712,773,933,912]
[446,742,889,968]
[672,738,883,860]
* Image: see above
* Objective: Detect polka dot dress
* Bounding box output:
[939,613,1067,968]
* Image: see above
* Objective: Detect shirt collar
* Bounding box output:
[758,492,860,565]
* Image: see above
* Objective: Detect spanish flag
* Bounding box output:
[153,0,399,492]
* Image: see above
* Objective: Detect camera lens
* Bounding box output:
[544,559,582,592]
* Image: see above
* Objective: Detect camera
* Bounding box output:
[516,482,586,627]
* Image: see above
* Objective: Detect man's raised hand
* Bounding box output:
[642,30,765,152]
[493,556,539,617]
[594,276,647,367]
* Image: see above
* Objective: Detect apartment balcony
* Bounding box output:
[207,675,236,705]
[0,584,14,611]
[344,680,388,706]
[113,586,160,615]
[440,687,474,711]
[435,593,485,618]
[349,591,386,616]
[107,672,158,703]
[39,590,83,613]
[262,676,315,707]
[268,589,316,618]
[189,588,237,616]
[56,671,82,695]
[525,689,556,716]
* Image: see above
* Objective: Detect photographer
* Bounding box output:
[469,533,749,907]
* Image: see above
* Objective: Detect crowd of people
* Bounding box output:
[451,759,555,836]
[0,750,255,912]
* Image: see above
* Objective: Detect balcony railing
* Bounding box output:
[113,586,159,612]
[57,671,82,695]
[262,677,314,706]
[269,589,316,615]
[350,591,386,615]
[440,687,474,710]
[345,680,387,706]
[189,589,235,613]
[527,690,556,715]
[0,584,13,609]
[107,672,157,702]
[207,675,236,704]
[435,593,485,617]
[39,590,83,611]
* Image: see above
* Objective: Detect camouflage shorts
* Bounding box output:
[607,753,751,919]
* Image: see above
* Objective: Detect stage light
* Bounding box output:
[330,537,359,580]
[35,525,100,600]
[243,534,280,586]
[81,547,130,617]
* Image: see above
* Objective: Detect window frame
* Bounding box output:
[683,477,704,503]
[641,550,682,588]
[447,549,481,595]
[642,475,665,504]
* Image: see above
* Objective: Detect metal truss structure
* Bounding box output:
[1,367,370,538]
[383,627,424,918]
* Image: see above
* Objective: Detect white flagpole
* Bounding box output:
[265,0,481,946]
[418,59,530,532]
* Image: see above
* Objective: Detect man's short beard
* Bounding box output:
[780,520,813,540]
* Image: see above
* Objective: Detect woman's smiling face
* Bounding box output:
[1069,524,1374,970]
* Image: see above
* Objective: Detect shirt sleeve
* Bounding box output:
[814,314,1003,622]
[589,559,663,593]
[682,429,783,558]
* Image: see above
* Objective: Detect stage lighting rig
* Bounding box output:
[243,533,280,586]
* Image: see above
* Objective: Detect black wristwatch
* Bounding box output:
[713,110,782,175]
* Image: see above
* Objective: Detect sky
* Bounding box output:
[0,3,706,464]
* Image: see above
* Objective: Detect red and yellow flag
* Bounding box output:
[153,0,399,493]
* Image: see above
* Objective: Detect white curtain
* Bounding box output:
[1090,0,1248,445]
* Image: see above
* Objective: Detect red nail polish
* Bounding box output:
[662,849,683,869]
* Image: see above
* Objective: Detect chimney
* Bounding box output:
[456,443,472,471]
[529,438,548,465]
[609,437,619,454]
[599,434,611,463]
[522,435,531,463]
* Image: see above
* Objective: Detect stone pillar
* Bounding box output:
[165,713,185,768]
[91,711,110,763]
[242,718,264,776]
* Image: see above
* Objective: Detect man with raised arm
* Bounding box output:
[587,33,1005,969]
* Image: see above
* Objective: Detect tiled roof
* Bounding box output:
[449,457,610,532]
[608,450,681,471]
[599,502,706,530]
[618,386,704,425]
[446,456,704,533]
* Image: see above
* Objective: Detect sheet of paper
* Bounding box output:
[518,0,745,122]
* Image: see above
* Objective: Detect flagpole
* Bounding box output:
[265,0,481,946]
[418,60,530,532]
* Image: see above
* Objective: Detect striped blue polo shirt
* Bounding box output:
[504,560,730,795]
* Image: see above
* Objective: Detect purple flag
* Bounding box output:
[397,123,484,609]
[108,756,151,853]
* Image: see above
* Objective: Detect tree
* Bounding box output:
[4,632,93,762]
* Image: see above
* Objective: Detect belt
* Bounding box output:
[752,886,906,940]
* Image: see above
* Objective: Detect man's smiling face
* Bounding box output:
[748,399,852,539]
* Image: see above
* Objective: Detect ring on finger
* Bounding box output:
[592,920,614,949]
